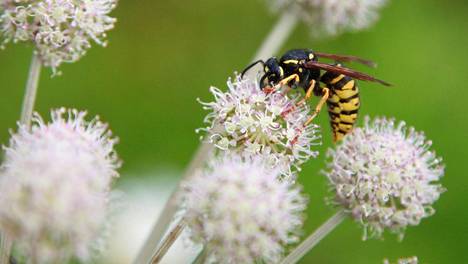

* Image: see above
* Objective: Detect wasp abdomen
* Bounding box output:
[321,72,360,142]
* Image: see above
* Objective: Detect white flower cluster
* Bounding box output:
[325,116,445,239]
[0,0,117,72]
[267,0,387,36]
[0,108,120,263]
[384,256,419,264]
[182,154,307,263]
[198,74,321,175]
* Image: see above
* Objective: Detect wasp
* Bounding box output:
[241,49,390,142]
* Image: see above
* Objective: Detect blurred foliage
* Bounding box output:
[1,0,467,263]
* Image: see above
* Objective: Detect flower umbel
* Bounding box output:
[325,116,445,239]
[0,108,120,262]
[384,256,419,264]
[182,154,307,263]
[0,0,117,72]
[198,74,321,174]
[267,0,387,36]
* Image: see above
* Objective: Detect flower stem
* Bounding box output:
[192,247,207,264]
[132,11,298,264]
[151,220,186,264]
[0,236,12,264]
[20,53,42,128]
[252,11,298,61]
[0,53,42,264]
[280,210,347,264]
[133,139,214,264]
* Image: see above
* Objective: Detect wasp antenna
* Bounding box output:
[241,60,265,78]
[378,79,392,87]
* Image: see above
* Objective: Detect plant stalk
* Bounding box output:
[20,53,42,128]
[252,11,298,61]
[151,220,186,264]
[192,247,207,264]
[133,10,298,264]
[280,210,347,264]
[0,236,12,264]
[0,52,42,264]
[133,139,213,264]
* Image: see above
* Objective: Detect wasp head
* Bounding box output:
[260,57,284,89]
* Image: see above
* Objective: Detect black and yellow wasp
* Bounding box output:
[241,49,390,142]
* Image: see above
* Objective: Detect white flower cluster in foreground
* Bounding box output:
[267,0,387,36]
[0,0,117,71]
[0,108,120,263]
[182,154,307,263]
[325,116,445,239]
[198,75,321,174]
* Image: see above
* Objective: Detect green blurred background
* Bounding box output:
[1,0,467,263]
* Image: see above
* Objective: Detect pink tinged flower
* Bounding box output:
[0,108,120,263]
[325,116,445,239]
[197,74,321,174]
[0,0,117,73]
[181,154,307,263]
[266,0,388,36]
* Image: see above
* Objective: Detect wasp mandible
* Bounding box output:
[241,49,390,142]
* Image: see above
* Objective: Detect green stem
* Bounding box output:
[150,220,186,264]
[192,247,207,264]
[132,139,214,264]
[1,52,42,264]
[20,53,42,128]
[252,11,298,61]
[280,210,346,264]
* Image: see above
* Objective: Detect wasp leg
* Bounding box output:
[304,87,330,127]
[296,80,316,106]
[263,86,276,94]
[265,74,300,95]
[281,80,316,117]
[291,87,330,145]
[276,74,300,88]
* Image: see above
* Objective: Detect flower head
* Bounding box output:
[267,0,387,36]
[384,256,419,264]
[0,0,117,72]
[182,154,307,263]
[325,116,445,239]
[0,108,120,262]
[198,74,321,175]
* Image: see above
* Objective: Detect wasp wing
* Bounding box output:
[315,52,377,68]
[305,61,391,86]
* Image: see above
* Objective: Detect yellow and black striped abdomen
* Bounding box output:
[321,71,360,142]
